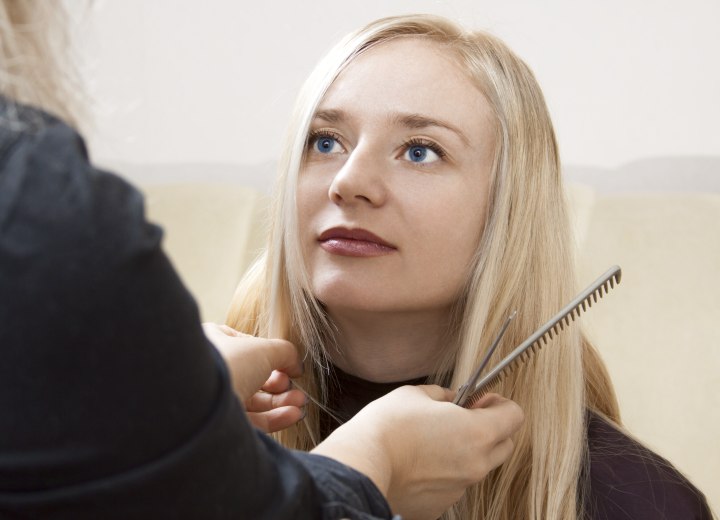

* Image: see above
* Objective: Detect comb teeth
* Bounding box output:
[460,266,621,408]
[464,384,491,408]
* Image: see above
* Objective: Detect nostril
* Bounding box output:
[329,188,344,204]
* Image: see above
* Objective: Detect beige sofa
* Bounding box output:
[119,158,719,512]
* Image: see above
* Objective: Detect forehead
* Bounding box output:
[317,37,493,134]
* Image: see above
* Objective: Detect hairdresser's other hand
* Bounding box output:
[312,386,523,520]
[202,323,306,433]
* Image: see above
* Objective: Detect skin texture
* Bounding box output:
[205,324,524,520]
[298,38,496,382]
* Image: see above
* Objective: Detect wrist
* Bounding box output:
[311,421,393,499]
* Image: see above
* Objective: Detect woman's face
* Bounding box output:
[298,38,495,317]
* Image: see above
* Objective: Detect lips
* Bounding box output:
[318,227,396,257]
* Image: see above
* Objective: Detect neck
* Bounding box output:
[326,307,451,382]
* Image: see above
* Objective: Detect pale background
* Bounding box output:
[73,0,720,169]
[67,0,719,513]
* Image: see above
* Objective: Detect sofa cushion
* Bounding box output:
[140,182,268,323]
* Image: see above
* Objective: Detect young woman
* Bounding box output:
[1,5,525,519]
[227,14,713,520]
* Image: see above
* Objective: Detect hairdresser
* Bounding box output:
[0,3,523,520]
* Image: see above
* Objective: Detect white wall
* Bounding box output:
[73,0,720,171]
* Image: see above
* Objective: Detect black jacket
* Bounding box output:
[0,99,393,520]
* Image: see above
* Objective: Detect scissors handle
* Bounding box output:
[453,310,516,405]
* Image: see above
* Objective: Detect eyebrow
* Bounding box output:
[314,109,345,124]
[393,113,470,145]
[313,109,470,145]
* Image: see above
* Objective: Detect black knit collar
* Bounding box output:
[319,364,430,438]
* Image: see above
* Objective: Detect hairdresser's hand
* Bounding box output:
[202,323,307,433]
[312,386,523,520]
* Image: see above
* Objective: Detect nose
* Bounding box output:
[328,144,388,207]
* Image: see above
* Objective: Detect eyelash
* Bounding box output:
[307,129,344,150]
[402,137,447,160]
[306,130,448,162]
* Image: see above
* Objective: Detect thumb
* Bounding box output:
[260,338,302,378]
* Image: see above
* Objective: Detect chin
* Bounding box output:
[311,267,380,302]
[311,280,403,314]
[314,286,386,312]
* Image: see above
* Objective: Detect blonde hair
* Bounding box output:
[227,14,620,520]
[0,0,83,127]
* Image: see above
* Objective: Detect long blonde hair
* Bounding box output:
[227,14,620,520]
[0,0,82,127]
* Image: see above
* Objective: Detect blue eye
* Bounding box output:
[404,144,440,164]
[313,136,340,154]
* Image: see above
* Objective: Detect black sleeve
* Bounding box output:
[0,114,393,520]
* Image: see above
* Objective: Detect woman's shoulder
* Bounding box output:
[584,412,713,520]
[0,96,68,158]
[0,97,155,258]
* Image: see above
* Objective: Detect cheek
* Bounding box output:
[297,172,334,277]
[417,187,487,252]
[297,173,326,229]
[412,188,487,289]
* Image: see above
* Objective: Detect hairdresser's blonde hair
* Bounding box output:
[0,0,82,126]
[227,14,620,520]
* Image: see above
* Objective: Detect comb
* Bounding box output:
[457,265,622,409]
